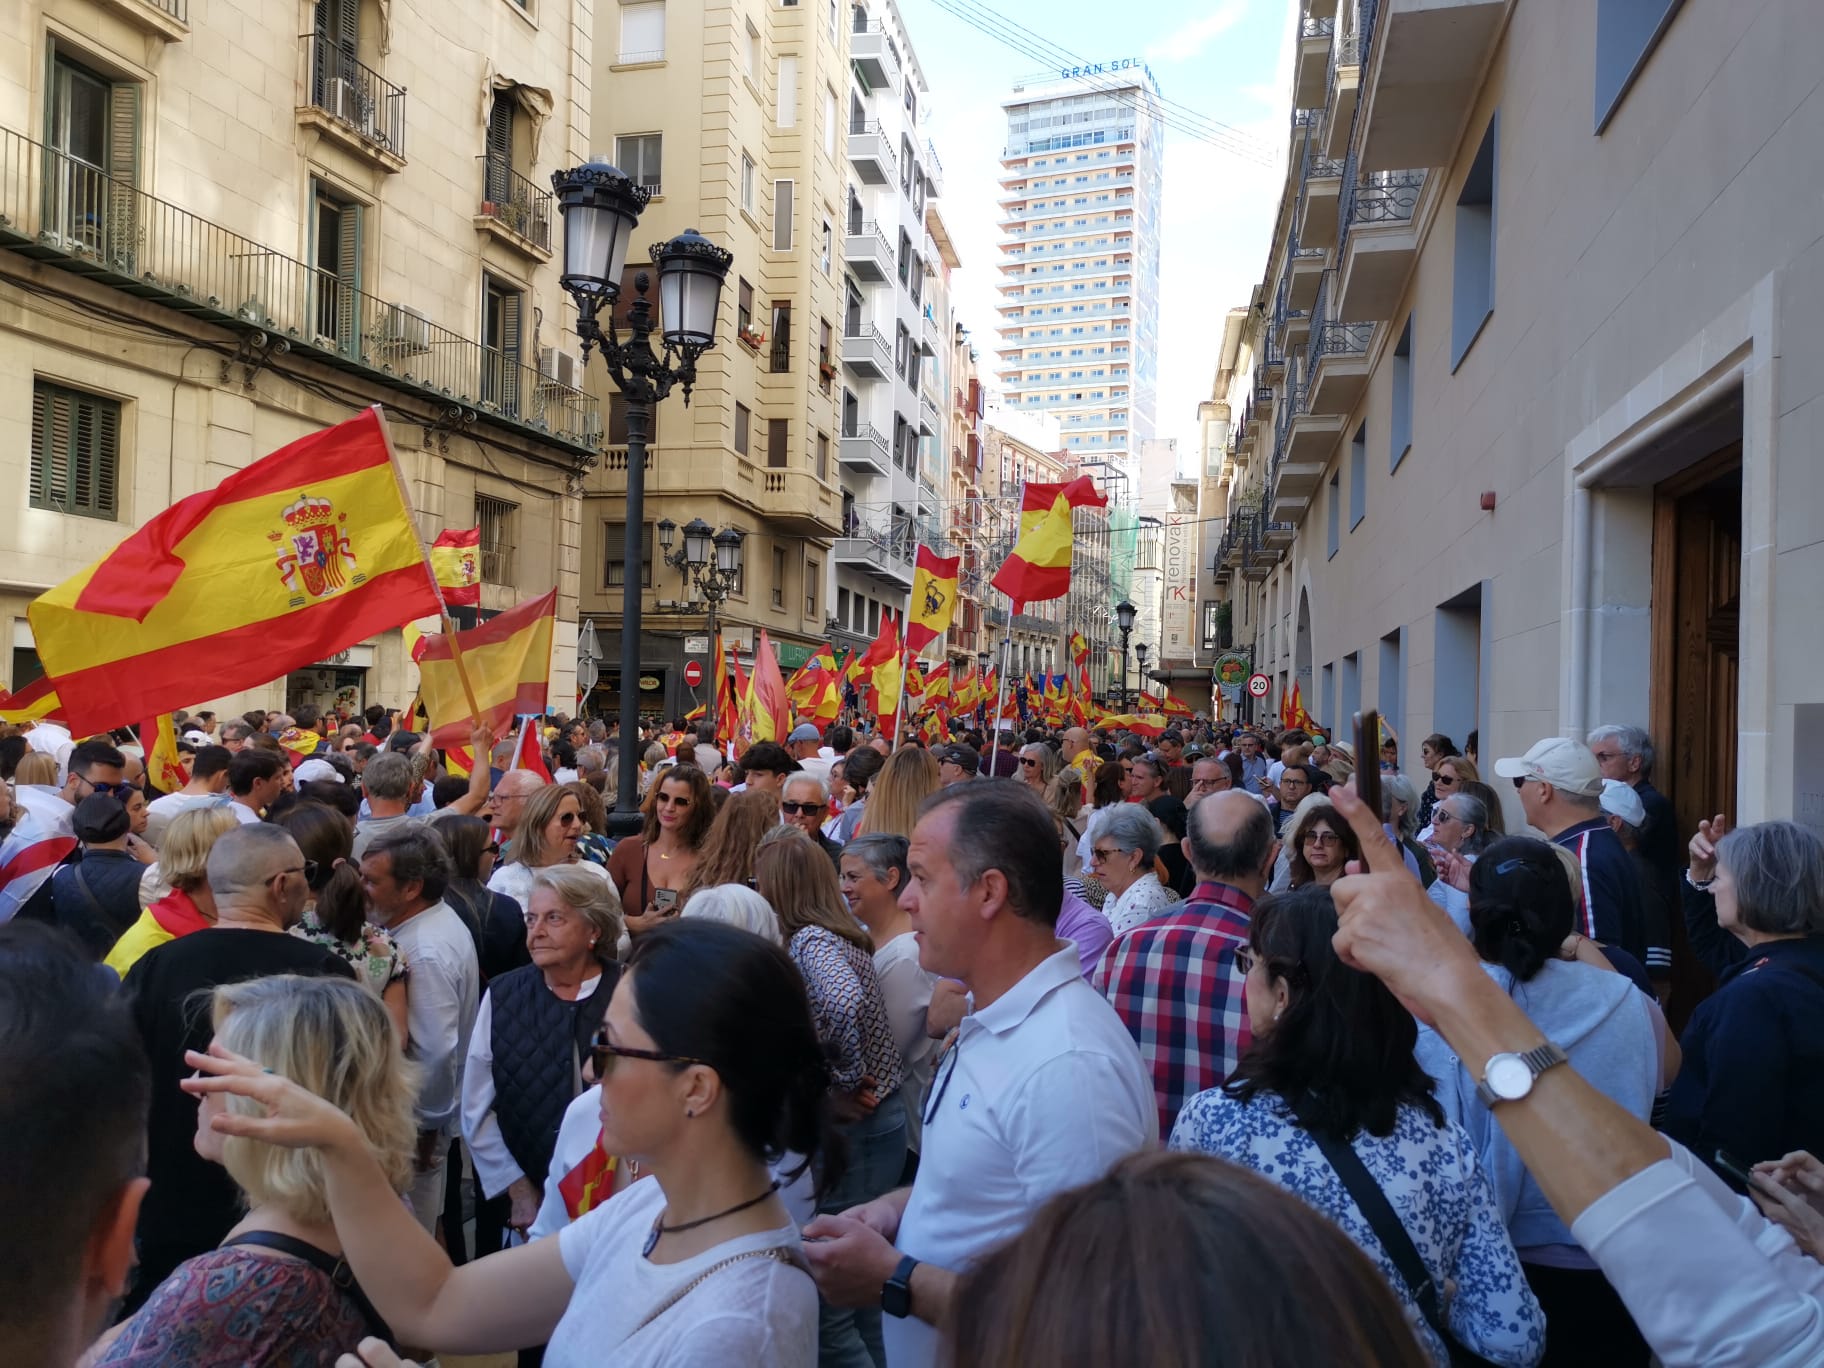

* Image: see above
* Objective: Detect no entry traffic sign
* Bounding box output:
[682,660,705,688]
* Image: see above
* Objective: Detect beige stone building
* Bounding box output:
[1,0,599,721]
[1216,0,1824,836]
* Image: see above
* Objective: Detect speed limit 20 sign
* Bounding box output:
[1246,673,1271,699]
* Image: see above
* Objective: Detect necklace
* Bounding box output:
[642,1180,781,1256]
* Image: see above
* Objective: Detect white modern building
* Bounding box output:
[993,65,1164,484]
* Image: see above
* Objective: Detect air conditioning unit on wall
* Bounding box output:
[381,304,431,353]
[538,347,580,390]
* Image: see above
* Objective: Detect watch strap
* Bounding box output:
[1477,1041,1568,1106]
[881,1254,919,1318]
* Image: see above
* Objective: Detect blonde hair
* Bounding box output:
[14,752,58,786]
[754,827,871,952]
[515,784,577,868]
[860,746,940,838]
[1437,755,1481,785]
[1043,767,1086,828]
[213,976,416,1224]
[159,806,241,891]
[531,863,625,950]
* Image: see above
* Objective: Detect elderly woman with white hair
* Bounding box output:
[1667,817,1824,1174]
[1088,803,1178,937]
[461,864,625,1238]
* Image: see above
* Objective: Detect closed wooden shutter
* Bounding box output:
[31,384,119,520]
[486,97,515,203]
[104,81,138,271]
[334,200,362,355]
[498,286,522,416]
[767,417,787,469]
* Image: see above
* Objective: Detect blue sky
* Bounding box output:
[901,0,1296,466]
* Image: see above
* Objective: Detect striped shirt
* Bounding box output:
[1553,818,1648,964]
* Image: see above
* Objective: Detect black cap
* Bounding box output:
[73,793,130,844]
[937,743,980,775]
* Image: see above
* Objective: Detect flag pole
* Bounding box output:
[988,605,1013,771]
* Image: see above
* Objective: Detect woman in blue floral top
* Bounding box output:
[1169,885,1545,1367]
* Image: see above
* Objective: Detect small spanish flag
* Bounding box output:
[989,476,1107,612]
[0,675,66,725]
[429,527,483,607]
[558,1128,619,1219]
[140,714,190,795]
[416,591,557,747]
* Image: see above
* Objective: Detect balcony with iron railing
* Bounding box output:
[846,119,897,186]
[850,21,903,90]
[1323,0,1366,157]
[844,218,895,282]
[1296,14,1337,108]
[302,34,406,169]
[0,127,600,453]
[1307,269,1372,414]
[99,0,188,39]
[476,154,553,256]
[1337,156,1427,322]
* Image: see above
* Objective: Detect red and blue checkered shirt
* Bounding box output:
[1091,881,1255,1140]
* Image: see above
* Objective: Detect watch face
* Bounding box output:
[1484,1053,1534,1101]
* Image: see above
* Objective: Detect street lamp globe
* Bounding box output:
[652,229,734,352]
[656,517,677,554]
[713,526,745,578]
[1115,600,1136,634]
[681,517,714,570]
[552,161,648,307]
[1135,642,1151,669]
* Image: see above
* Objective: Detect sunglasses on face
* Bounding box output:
[1512,776,1530,790]
[655,794,692,808]
[589,1028,708,1077]
[271,861,319,885]
[1435,774,1457,787]
[1019,757,1038,767]
[781,800,826,815]
[1089,845,1126,863]
[76,777,135,800]
[1302,831,1341,847]
[1432,810,1459,826]
[556,811,583,826]
[1235,946,1258,975]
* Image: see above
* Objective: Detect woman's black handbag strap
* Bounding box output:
[1288,1095,1498,1367]
[222,1229,395,1344]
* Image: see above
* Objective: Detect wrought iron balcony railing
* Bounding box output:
[307,35,406,158]
[1348,168,1427,227]
[479,154,553,251]
[1301,14,1336,39]
[0,127,599,452]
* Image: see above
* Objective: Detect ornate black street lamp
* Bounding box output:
[657,516,745,736]
[1115,598,1136,707]
[555,160,733,834]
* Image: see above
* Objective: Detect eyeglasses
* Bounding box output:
[588,1028,708,1077]
[1434,774,1457,788]
[556,811,583,826]
[1432,810,1459,826]
[1302,830,1342,847]
[1512,775,1531,790]
[272,862,318,885]
[1019,756,1039,768]
[1089,845,1126,863]
[780,800,826,815]
[655,793,692,808]
[1235,946,1258,975]
[75,776,136,800]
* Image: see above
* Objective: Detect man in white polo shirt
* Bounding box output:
[803,780,1155,1367]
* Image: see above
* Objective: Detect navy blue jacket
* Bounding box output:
[1553,818,1647,964]
[1662,935,1824,1175]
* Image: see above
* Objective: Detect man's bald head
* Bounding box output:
[1062,727,1092,757]
[1186,790,1276,885]
[485,770,546,838]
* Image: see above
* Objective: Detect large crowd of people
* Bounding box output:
[1,702,1822,1367]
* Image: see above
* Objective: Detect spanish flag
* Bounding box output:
[715,635,738,751]
[0,675,66,725]
[429,527,483,607]
[558,1129,620,1219]
[856,611,903,722]
[416,590,557,747]
[749,631,793,743]
[906,546,960,654]
[140,714,189,794]
[989,476,1107,612]
[28,408,440,736]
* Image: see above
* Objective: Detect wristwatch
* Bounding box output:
[1476,1042,1569,1107]
[880,1254,919,1318]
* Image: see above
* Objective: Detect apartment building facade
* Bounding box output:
[2,0,597,718]
[994,69,1164,482]
[1218,0,1824,837]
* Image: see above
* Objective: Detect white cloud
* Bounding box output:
[1146,1,1250,63]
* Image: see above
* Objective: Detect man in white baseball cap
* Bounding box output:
[1495,737,1646,960]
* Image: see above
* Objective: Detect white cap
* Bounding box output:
[1599,778,1646,827]
[1492,738,1604,798]
[294,758,344,785]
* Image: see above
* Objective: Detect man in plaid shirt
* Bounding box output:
[1092,792,1279,1138]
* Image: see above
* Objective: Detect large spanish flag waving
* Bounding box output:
[29,408,440,735]
[989,476,1108,612]
[906,546,960,654]
[416,590,557,747]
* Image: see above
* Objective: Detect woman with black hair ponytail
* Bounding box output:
[182,917,833,1366]
[1416,836,1662,1366]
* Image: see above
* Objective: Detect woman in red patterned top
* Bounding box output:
[91,975,414,1366]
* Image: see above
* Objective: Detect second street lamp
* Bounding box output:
[657,516,745,738]
[1115,599,1136,708]
[1134,642,1151,710]
[555,160,733,836]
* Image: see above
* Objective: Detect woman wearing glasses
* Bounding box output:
[488,784,620,916]
[1412,837,1660,1364]
[1087,804,1179,938]
[609,764,715,939]
[462,865,625,1243]
[1422,791,1494,936]
[1017,742,1060,793]
[1285,799,1364,891]
[185,918,832,1367]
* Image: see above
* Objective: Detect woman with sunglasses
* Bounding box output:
[274,802,409,1047]
[1017,742,1060,793]
[463,865,624,1245]
[1422,791,1493,936]
[1285,799,1363,891]
[1169,886,1545,1367]
[184,918,834,1366]
[609,764,715,940]
[1413,836,1660,1365]
[1087,803,1178,937]
[488,784,620,917]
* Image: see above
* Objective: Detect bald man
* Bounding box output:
[1093,789,1278,1137]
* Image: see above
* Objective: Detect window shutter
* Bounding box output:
[331,0,359,55]
[773,179,794,251]
[104,81,139,271]
[334,202,362,354]
[90,398,119,519]
[767,418,787,469]
[30,386,69,509]
[499,288,522,415]
[486,97,515,201]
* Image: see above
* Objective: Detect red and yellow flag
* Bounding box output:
[989,476,1108,612]
[802,671,841,727]
[558,1129,620,1219]
[715,635,738,752]
[749,631,793,744]
[0,675,66,725]
[906,546,961,654]
[140,715,189,794]
[856,611,903,722]
[28,407,440,735]
[429,527,483,607]
[416,589,557,746]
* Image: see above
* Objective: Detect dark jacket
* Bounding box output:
[1553,818,1647,963]
[1662,935,1824,1175]
[49,848,148,960]
[445,877,531,982]
[487,959,620,1193]
[1683,878,1751,978]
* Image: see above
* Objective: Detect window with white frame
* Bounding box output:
[618,2,665,62]
[614,134,662,194]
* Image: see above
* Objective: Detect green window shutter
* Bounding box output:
[30,386,69,509]
[498,287,522,415]
[30,384,118,519]
[335,201,361,355]
[104,81,138,271]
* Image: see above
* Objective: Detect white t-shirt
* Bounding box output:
[546,1174,817,1367]
[488,858,619,913]
[142,790,228,846]
[883,944,1157,1368]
